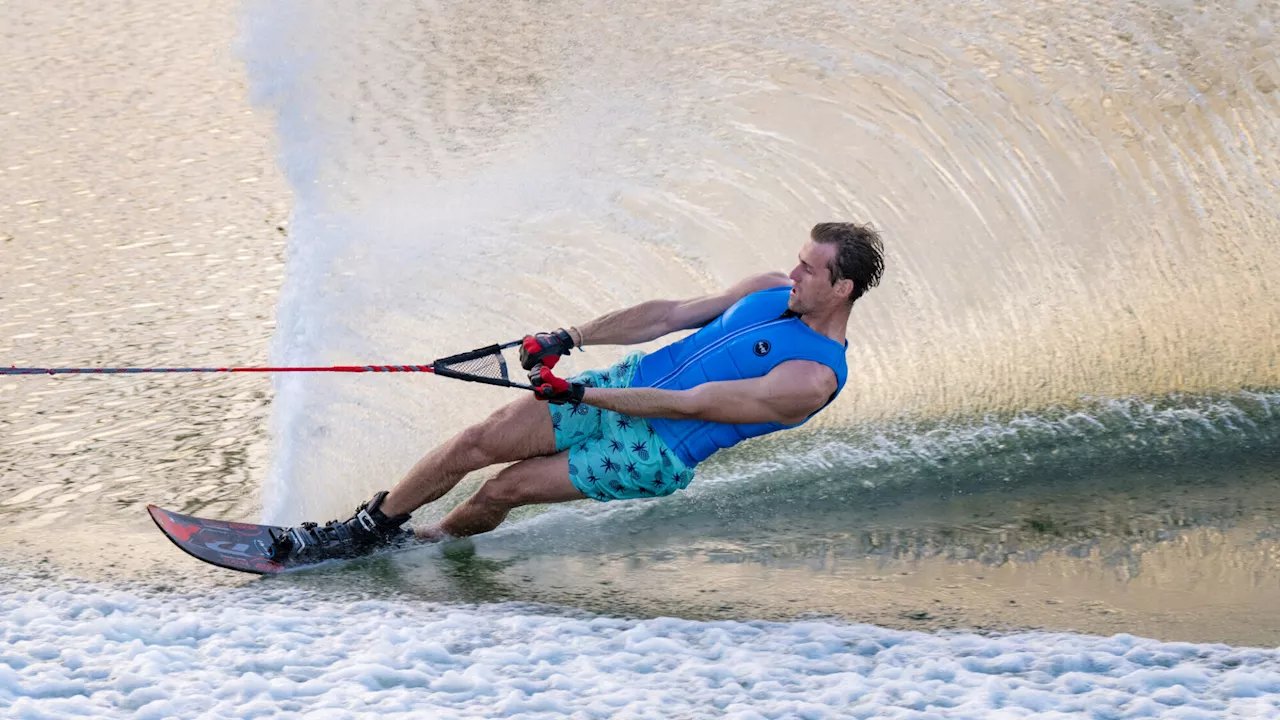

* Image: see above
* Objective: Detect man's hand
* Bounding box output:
[520,329,575,370]
[528,364,585,405]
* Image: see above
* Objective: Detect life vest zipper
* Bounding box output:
[648,316,794,390]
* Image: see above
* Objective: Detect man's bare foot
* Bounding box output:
[414,525,452,543]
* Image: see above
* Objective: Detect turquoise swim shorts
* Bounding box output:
[548,351,695,502]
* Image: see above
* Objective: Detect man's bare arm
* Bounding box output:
[571,271,790,347]
[581,360,836,426]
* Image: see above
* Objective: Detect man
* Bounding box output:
[267,222,885,563]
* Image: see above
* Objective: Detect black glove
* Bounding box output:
[529,365,586,405]
[520,328,575,371]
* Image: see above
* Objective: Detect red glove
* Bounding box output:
[528,365,585,405]
[520,329,575,371]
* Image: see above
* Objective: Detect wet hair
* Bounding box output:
[810,222,885,304]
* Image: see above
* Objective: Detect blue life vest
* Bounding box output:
[631,286,849,467]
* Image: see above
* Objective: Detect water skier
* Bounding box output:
[267,222,885,563]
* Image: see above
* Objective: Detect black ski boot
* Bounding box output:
[264,491,413,564]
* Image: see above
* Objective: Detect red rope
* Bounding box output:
[2,365,437,375]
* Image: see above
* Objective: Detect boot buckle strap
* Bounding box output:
[356,509,378,533]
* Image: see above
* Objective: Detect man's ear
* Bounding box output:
[836,277,855,301]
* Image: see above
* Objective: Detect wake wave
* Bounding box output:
[481,389,1279,542]
[705,389,1280,493]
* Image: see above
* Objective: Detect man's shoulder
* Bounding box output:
[755,359,839,424]
[769,359,838,395]
[716,272,791,311]
[665,272,792,334]
[771,357,838,380]
[734,271,791,296]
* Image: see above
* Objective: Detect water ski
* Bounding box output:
[147,505,293,574]
[148,504,422,575]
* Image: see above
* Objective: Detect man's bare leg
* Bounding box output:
[415,452,584,541]
[379,395,557,517]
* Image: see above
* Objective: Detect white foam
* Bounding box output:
[2,575,1278,718]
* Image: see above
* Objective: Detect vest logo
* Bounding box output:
[753,340,771,356]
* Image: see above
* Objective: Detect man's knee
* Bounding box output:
[472,467,532,510]
[455,401,523,462]
[454,397,549,466]
[454,423,499,466]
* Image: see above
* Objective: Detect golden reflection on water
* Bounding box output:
[1,0,1278,649]
[0,0,288,537]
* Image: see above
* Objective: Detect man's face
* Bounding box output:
[787,240,849,314]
